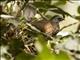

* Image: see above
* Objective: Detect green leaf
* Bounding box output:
[32,2,72,18]
[8,38,24,56]
[32,2,57,10]
[35,35,71,60]
[53,51,71,60]
[50,8,72,18]
[53,0,67,6]
[15,51,35,60]
[34,35,55,60]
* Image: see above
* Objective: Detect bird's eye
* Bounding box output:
[58,18,64,21]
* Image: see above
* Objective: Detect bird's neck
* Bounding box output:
[52,20,60,24]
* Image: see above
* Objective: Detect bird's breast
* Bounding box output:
[32,20,60,35]
[44,22,54,34]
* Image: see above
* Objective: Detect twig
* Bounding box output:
[76,23,80,33]
[28,4,49,20]
[59,22,78,32]
[16,1,29,17]
[36,9,49,20]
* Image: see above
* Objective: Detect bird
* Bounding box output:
[31,15,64,36]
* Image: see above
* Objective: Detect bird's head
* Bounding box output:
[51,15,64,23]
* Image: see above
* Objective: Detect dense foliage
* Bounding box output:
[0,0,80,60]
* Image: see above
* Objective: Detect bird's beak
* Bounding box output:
[59,18,64,21]
[62,18,65,20]
[62,18,64,20]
